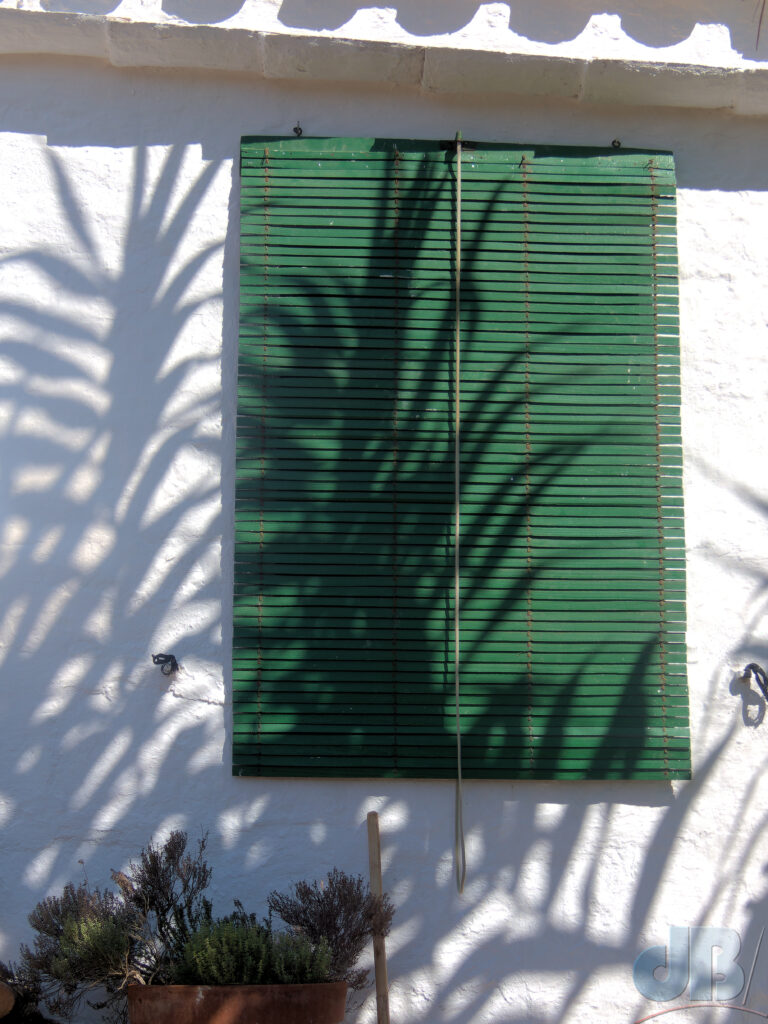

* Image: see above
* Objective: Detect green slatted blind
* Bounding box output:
[234,136,689,780]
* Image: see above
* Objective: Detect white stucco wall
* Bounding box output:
[3,9,768,1024]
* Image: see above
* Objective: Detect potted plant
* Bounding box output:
[1,832,394,1024]
[127,903,346,1024]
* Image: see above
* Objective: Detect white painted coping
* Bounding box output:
[2,7,768,114]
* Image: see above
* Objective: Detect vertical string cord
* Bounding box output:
[649,160,670,778]
[257,147,270,772]
[454,132,466,895]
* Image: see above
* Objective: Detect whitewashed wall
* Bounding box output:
[2,0,768,69]
[3,9,768,1024]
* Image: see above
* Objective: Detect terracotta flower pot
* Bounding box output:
[127,982,348,1024]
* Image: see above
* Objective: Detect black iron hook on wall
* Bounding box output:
[742,663,768,702]
[152,653,179,676]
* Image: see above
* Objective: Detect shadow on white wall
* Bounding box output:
[0,140,227,886]
[41,0,121,12]
[274,0,768,57]
[26,0,768,59]
[2,73,768,1024]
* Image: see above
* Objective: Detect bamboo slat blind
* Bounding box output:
[234,137,690,780]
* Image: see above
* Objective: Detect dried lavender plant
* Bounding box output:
[13,882,138,1022]
[6,831,213,1024]
[111,829,212,976]
[267,869,394,990]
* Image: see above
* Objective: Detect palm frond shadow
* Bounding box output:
[240,140,681,785]
[3,124,764,1024]
[231,138,763,1024]
[0,141,227,893]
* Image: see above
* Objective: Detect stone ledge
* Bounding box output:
[1,7,768,115]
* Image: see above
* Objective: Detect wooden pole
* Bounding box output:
[367,811,390,1024]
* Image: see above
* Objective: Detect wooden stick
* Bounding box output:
[0,980,15,1019]
[367,811,390,1024]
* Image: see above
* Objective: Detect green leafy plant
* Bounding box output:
[173,907,332,986]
